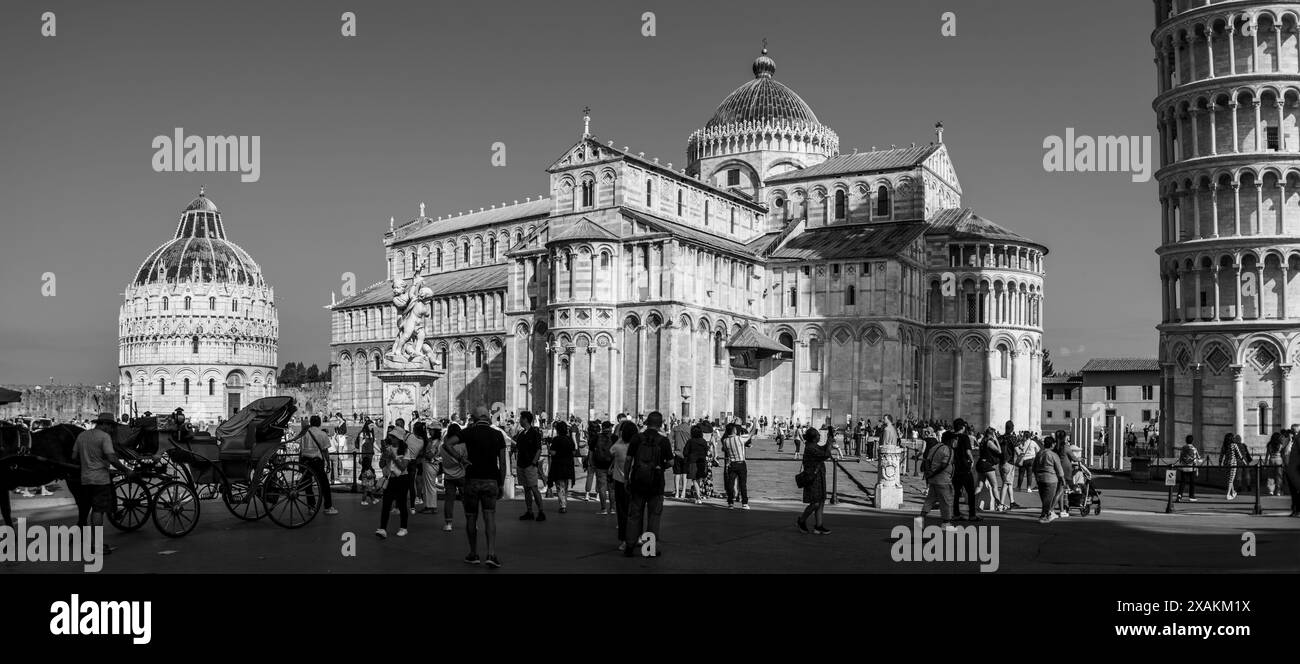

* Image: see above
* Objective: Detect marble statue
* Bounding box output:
[386,259,435,368]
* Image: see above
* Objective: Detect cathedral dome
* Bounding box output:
[131,189,266,287]
[704,48,821,129]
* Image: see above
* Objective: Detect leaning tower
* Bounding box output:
[1154,1,1300,453]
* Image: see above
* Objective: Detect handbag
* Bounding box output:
[795,468,811,488]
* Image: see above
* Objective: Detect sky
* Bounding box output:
[0,0,1159,384]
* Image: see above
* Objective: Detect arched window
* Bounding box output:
[435,247,443,268]
[998,344,1010,378]
[183,378,190,396]
[191,336,199,354]
[600,253,610,268]
[232,298,238,312]
[159,378,166,395]
[846,285,856,306]
[375,355,382,371]
[475,347,484,368]
[440,348,448,369]
[876,186,892,217]
[489,237,497,260]
[209,296,216,309]
[714,332,725,365]
[1259,403,1271,435]
[515,232,523,247]
[463,243,471,265]
[208,378,215,396]
[789,287,798,308]
[184,296,191,310]
[835,190,847,220]
[809,338,823,371]
[162,297,169,311]
[582,180,595,208]
[778,332,795,360]
[646,178,654,207]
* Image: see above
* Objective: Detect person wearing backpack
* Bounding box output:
[919,427,956,530]
[589,421,616,514]
[611,420,635,549]
[721,423,751,510]
[975,427,1003,512]
[682,426,710,504]
[622,411,673,557]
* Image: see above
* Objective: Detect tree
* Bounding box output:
[1041,350,1054,378]
[295,362,307,386]
[280,362,298,386]
[306,364,320,383]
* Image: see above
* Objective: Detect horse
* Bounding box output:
[0,422,83,526]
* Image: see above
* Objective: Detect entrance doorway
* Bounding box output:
[733,380,748,421]
[228,392,241,418]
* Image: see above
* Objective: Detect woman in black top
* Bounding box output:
[682,426,711,504]
[797,427,831,535]
[548,421,577,513]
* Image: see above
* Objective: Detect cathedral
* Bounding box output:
[119,189,280,423]
[329,48,1047,430]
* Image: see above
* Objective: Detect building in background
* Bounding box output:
[330,48,1048,428]
[0,384,120,422]
[1041,372,1082,433]
[1154,2,1300,452]
[1079,358,1161,439]
[118,189,279,425]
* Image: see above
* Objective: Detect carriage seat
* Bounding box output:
[219,448,253,461]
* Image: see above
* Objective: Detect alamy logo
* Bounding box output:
[890,517,1000,572]
[0,519,104,572]
[151,128,261,182]
[49,595,152,645]
[1043,128,1152,183]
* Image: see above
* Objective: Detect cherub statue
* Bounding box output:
[387,259,435,367]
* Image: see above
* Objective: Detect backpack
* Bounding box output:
[629,433,663,494]
[591,433,614,470]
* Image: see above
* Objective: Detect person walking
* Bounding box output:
[1032,438,1067,523]
[998,422,1020,510]
[796,427,832,534]
[460,406,509,568]
[775,419,786,454]
[548,421,577,514]
[375,417,421,538]
[588,420,615,514]
[1175,435,1202,503]
[682,426,710,504]
[721,423,750,510]
[853,419,865,457]
[670,417,691,500]
[514,411,546,522]
[975,427,1003,512]
[919,425,957,531]
[1283,431,1300,517]
[1266,431,1286,496]
[302,415,339,516]
[1016,434,1040,494]
[440,423,468,532]
[72,413,134,554]
[623,411,673,557]
[948,419,980,522]
[611,420,634,550]
[1219,433,1244,500]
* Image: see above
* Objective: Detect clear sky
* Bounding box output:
[0,0,1158,384]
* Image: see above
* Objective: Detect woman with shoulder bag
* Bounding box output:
[548,421,577,513]
[975,428,1003,512]
[796,427,831,535]
[419,425,442,515]
[1017,435,1040,494]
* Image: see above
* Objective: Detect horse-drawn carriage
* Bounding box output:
[1,396,324,537]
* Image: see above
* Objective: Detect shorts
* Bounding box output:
[462,479,500,513]
[519,465,540,487]
[443,476,465,499]
[594,469,610,492]
[999,464,1016,484]
[85,484,114,512]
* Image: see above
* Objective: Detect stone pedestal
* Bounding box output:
[874,444,905,509]
[374,366,441,426]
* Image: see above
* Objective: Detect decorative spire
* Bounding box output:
[389,216,395,231]
[198,184,206,197]
[419,202,426,218]
[753,40,775,78]
[935,121,945,144]
[582,106,591,137]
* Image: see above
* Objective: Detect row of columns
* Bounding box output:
[1160,181,1295,243]
[1157,17,1291,92]
[948,243,1045,273]
[1159,99,1289,166]
[1160,359,1296,453]
[1163,264,1290,322]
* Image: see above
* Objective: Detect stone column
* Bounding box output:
[874,442,905,510]
[1194,269,1203,319]
[1254,100,1264,151]
[1233,183,1242,235]
[1212,267,1221,321]
[1255,265,1265,318]
[1190,109,1200,157]
[1208,106,1218,154]
[1282,364,1295,432]
[1235,263,1245,320]
[851,337,862,419]
[664,319,677,417]
[608,343,619,418]
[1160,363,1174,455]
[985,349,997,427]
[1231,103,1240,153]
[1192,363,1205,446]
[565,348,574,418]
[586,346,596,420]
[1232,364,1245,440]
[549,346,560,417]
[1029,351,1043,433]
[636,325,646,415]
[1255,183,1265,235]
[952,348,963,421]
[1282,266,1290,319]
[1010,350,1023,430]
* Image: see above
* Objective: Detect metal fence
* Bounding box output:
[1142,460,1288,515]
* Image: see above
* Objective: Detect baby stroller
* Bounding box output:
[1064,466,1101,516]
[360,468,384,505]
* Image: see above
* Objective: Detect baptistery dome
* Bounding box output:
[118,188,278,425]
[704,50,822,129]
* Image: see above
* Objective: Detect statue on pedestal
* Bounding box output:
[385,259,436,369]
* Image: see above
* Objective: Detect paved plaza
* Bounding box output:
[5,434,1296,574]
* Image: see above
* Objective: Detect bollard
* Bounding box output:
[1165,479,1175,514]
[1253,463,1262,516]
[830,462,838,505]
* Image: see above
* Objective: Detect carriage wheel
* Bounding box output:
[108,478,152,532]
[151,481,201,538]
[222,479,267,521]
[263,461,320,529]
